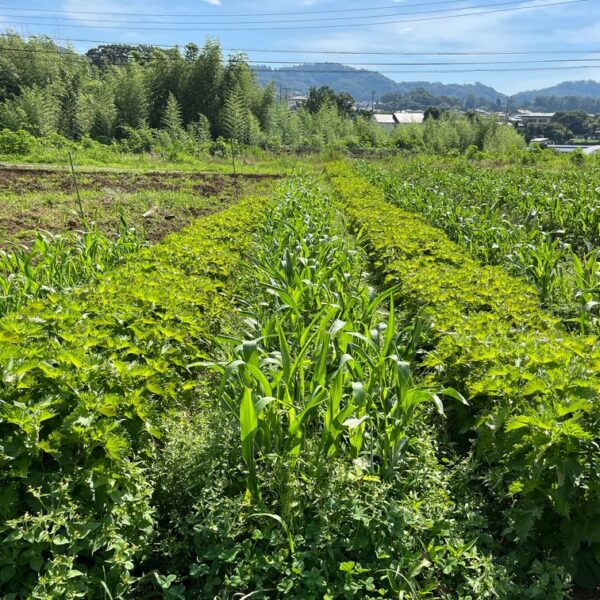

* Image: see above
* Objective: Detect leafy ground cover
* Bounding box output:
[327,162,600,593]
[359,157,600,333]
[0,191,269,598]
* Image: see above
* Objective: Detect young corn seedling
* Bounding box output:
[0,219,143,317]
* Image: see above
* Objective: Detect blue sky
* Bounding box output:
[3,0,600,94]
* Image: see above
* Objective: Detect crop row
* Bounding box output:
[361,158,600,331]
[164,178,514,598]
[0,193,268,598]
[0,223,144,317]
[327,162,600,589]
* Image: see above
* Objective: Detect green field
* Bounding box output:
[2,150,600,599]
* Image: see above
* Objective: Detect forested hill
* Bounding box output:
[254,64,398,101]
[255,63,507,103]
[512,80,600,104]
[256,64,600,110]
[395,81,506,103]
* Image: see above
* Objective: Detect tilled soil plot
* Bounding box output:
[0,166,278,194]
[0,166,279,247]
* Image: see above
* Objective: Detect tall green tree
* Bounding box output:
[552,110,592,138]
[144,49,186,129]
[162,92,183,138]
[110,61,149,132]
[221,87,248,144]
[0,85,57,135]
[183,40,223,134]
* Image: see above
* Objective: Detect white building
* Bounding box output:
[287,95,308,111]
[514,110,555,126]
[373,111,425,129]
[373,113,397,131]
[393,111,425,124]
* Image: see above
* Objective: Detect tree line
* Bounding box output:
[0,33,528,157]
[0,35,276,143]
[0,34,388,152]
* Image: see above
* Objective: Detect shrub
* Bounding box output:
[570,148,587,166]
[208,136,231,157]
[0,128,35,155]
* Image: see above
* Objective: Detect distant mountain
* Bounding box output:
[394,81,506,103]
[512,80,600,104]
[255,64,600,110]
[254,63,508,104]
[254,63,398,101]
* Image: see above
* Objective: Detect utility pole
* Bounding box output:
[505,96,512,123]
[371,90,375,113]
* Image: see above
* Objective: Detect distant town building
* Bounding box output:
[530,137,552,147]
[373,111,425,129]
[393,111,425,124]
[287,95,308,110]
[514,110,555,126]
[373,113,397,131]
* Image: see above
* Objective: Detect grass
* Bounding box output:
[0,184,272,247]
[0,144,310,175]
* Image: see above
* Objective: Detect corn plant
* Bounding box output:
[509,236,567,307]
[570,247,600,333]
[200,179,465,501]
[0,218,144,316]
[358,159,600,332]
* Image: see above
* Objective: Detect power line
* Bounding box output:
[253,59,600,66]
[0,0,589,31]
[6,45,600,67]
[0,1,571,25]
[4,32,598,57]
[0,0,537,18]
[225,49,600,56]
[2,46,600,73]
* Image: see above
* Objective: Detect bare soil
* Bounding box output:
[0,167,276,247]
[0,166,280,194]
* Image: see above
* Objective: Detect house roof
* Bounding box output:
[393,111,425,124]
[374,113,396,124]
[516,111,555,118]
